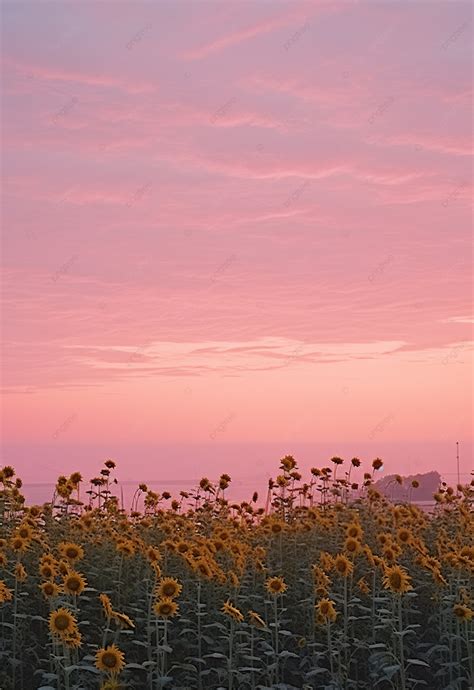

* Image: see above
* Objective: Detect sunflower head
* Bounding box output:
[265,576,288,596]
[111,611,135,629]
[11,536,29,553]
[453,604,473,621]
[14,563,27,581]
[40,581,60,599]
[221,599,244,623]
[194,559,213,579]
[146,546,161,563]
[357,577,370,594]
[63,571,87,596]
[17,524,33,540]
[0,580,13,603]
[156,577,182,599]
[345,523,363,540]
[334,554,353,578]
[382,565,412,595]
[64,629,82,649]
[49,607,77,638]
[39,562,57,579]
[99,593,114,619]
[270,521,284,535]
[95,644,125,676]
[248,610,266,628]
[344,537,361,556]
[397,528,412,545]
[153,598,179,619]
[59,542,84,562]
[316,597,337,623]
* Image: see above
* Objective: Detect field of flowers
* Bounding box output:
[0,456,472,690]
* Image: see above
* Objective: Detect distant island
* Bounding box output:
[374,471,441,502]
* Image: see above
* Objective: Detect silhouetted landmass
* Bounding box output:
[374,471,441,502]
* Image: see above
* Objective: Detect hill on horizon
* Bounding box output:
[374,470,441,502]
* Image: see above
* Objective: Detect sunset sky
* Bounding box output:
[1,1,472,490]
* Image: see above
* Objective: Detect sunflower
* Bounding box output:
[216,529,231,542]
[151,561,162,578]
[377,533,391,547]
[14,563,27,581]
[382,565,412,595]
[63,570,87,596]
[397,528,412,545]
[146,546,161,563]
[316,598,337,623]
[17,524,33,540]
[153,598,179,619]
[270,521,284,534]
[248,610,266,628]
[346,523,363,540]
[95,644,125,676]
[228,571,240,588]
[100,681,126,690]
[319,552,334,571]
[59,542,84,563]
[64,629,82,649]
[453,604,473,621]
[175,540,189,554]
[49,608,77,638]
[213,538,225,552]
[221,599,244,623]
[265,576,287,596]
[194,559,213,579]
[0,552,7,567]
[334,554,353,578]
[111,611,135,629]
[156,577,182,599]
[10,536,29,553]
[344,537,362,556]
[357,577,370,594]
[116,540,135,557]
[312,565,330,588]
[40,581,60,598]
[39,563,57,579]
[0,580,13,603]
[100,593,114,619]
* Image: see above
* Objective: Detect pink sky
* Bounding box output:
[1,1,472,489]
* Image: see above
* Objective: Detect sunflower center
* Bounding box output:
[163,584,175,596]
[67,578,80,591]
[390,573,402,588]
[102,652,118,668]
[55,614,70,630]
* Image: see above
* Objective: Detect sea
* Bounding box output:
[19,479,437,513]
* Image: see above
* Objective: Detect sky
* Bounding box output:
[1,0,472,492]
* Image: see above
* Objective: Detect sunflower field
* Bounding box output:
[0,456,472,690]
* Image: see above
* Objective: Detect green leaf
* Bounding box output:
[383,664,401,679]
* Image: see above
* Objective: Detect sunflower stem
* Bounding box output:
[197,580,202,690]
[228,618,234,690]
[327,621,334,678]
[398,596,406,690]
[273,595,279,683]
